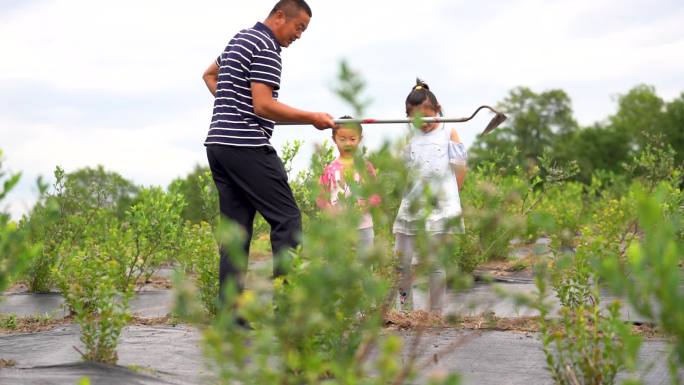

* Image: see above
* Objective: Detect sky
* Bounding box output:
[1,0,683,219]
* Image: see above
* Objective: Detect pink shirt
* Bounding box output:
[319,158,377,229]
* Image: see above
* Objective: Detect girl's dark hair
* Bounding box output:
[333,115,362,137]
[405,78,441,116]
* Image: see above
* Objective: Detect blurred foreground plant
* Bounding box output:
[597,183,684,382]
[174,139,467,385]
[513,180,649,384]
[532,251,641,385]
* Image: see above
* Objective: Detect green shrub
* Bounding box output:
[56,251,131,364]
[22,166,138,292]
[597,183,684,377]
[457,151,581,263]
[535,182,586,248]
[0,314,17,330]
[180,221,219,316]
[0,150,39,292]
[168,165,219,225]
[22,167,74,292]
[458,159,532,262]
[524,256,641,385]
[624,137,682,190]
[544,301,639,385]
[102,187,186,290]
[48,187,185,364]
[514,182,646,384]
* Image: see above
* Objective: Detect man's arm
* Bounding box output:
[203,61,219,96]
[251,82,335,130]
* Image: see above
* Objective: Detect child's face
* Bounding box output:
[408,102,441,132]
[333,126,362,158]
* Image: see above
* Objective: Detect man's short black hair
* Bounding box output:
[269,0,312,18]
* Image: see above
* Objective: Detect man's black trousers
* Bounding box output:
[206,145,301,298]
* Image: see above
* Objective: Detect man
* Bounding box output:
[202,0,335,302]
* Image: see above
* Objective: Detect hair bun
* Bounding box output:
[414,77,430,91]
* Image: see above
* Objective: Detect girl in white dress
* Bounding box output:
[393,79,468,314]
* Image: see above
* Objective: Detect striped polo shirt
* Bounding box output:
[204,22,282,147]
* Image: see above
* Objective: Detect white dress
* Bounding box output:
[392,126,468,235]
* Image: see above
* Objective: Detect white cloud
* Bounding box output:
[0,1,266,93]
[0,107,210,219]
[1,111,208,183]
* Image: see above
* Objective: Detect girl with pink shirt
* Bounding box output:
[317,116,380,251]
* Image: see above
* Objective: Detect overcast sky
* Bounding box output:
[1,0,683,218]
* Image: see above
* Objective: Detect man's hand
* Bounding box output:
[310,112,335,130]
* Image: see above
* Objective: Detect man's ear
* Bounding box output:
[274,9,287,25]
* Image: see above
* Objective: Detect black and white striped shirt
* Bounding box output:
[205,22,282,147]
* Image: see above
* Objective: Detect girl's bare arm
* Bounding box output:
[450,128,467,191]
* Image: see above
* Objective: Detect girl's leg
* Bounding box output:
[428,235,449,314]
[428,264,446,314]
[357,227,374,256]
[394,233,415,311]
